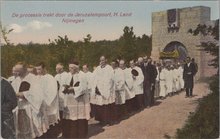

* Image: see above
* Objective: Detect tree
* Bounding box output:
[49,35,73,47]
[189,19,219,74]
[119,26,137,61]
[0,22,14,46]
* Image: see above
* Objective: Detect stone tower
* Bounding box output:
[151,6,212,79]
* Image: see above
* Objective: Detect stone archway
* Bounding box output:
[163,41,188,61]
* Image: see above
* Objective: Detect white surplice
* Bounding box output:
[11,73,44,138]
[63,71,90,121]
[123,68,135,100]
[91,65,115,105]
[131,66,144,95]
[165,69,173,94]
[55,71,69,111]
[37,74,59,131]
[82,71,92,120]
[159,68,167,97]
[178,66,184,89]
[113,68,126,105]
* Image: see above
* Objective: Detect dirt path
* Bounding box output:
[88,82,211,139]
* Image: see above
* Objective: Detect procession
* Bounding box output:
[1,55,198,139]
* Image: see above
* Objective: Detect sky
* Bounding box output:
[0,1,219,44]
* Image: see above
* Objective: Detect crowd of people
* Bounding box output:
[1,55,198,139]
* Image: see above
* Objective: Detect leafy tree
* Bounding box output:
[1,26,152,77]
[119,26,137,61]
[189,19,219,73]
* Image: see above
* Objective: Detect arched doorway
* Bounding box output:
[163,41,188,61]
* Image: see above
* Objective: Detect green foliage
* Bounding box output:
[175,19,219,139]
[189,19,219,71]
[1,26,152,77]
[175,76,219,139]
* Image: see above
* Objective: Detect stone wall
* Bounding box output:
[151,6,211,79]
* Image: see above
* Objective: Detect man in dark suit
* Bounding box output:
[1,77,17,138]
[142,57,158,107]
[183,57,197,97]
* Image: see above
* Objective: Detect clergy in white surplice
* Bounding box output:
[11,62,44,139]
[111,60,126,119]
[91,56,116,124]
[171,65,178,93]
[119,60,135,114]
[62,60,89,138]
[165,65,173,96]
[173,64,181,92]
[177,63,185,90]
[130,60,144,111]
[35,62,60,138]
[54,63,69,135]
[82,64,92,119]
[159,66,167,98]
[154,64,160,98]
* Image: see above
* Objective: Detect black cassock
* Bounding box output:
[183,63,197,89]
[1,78,17,138]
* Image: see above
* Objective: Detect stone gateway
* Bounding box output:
[151,6,214,80]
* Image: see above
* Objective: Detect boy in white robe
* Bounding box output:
[11,62,44,139]
[62,60,89,138]
[35,62,59,138]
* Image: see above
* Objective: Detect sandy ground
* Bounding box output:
[87,62,217,139]
[88,82,212,139]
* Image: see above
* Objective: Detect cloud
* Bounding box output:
[9,20,52,33]
[27,20,52,30]
[9,24,24,33]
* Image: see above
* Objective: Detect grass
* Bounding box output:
[175,75,219,139]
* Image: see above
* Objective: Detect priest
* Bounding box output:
[111,60,126,119]
[11,62,44,138]
[62,60,90,138]
[35,62,60,138]
[54,63,69,135]
[91,56,116,124]
[130,60,144,111]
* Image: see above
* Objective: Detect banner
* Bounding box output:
[159,50,179,58]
